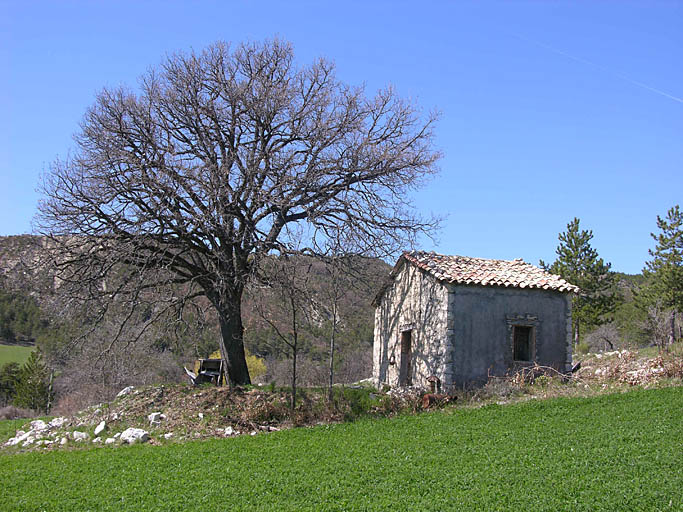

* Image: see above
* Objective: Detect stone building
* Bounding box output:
[372,251,579,390]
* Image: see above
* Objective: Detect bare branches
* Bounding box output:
[36,39,441,384]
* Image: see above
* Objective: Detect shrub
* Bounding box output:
[0,405,35,420]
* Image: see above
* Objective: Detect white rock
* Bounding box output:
[268,426,280,432]
[114,432,121,439]
[160,414,167,420]
[30,420,48,431]
[116,386,135,398]
[120,428,149,444]
[148,412,162,424]
[250,431,257,436]
[92,437,102,443]
[60,437,68,445]
[22,436,36,447]
[15,431,32,443]
[72,431,88,442]
[198,413,204,419]
[163,433,173,439]
[224,426,234,436]
[111,412,120,421]
[94,421,106,436]
[104,437,116,445]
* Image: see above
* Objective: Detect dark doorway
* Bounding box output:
[513,325,533,361]
[399,330,412,386]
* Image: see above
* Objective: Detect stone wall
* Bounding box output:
[448,284,572,387]
[373,262,451,389]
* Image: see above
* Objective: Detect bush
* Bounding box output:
[0,405,35,420]
[576,342,590,355]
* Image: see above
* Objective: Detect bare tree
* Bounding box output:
[36,39,440,385]
[253,252,314,408]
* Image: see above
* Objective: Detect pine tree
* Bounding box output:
[13,349,53,413]
[0,362,21,406]
[541,218,618,346]
[641,205,683,346]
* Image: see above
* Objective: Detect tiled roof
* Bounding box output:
[402,251,579,293]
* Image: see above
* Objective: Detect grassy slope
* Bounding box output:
[0,343,34,366]
[2,387,681,512]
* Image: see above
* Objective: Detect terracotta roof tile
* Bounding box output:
[402,251,579,293]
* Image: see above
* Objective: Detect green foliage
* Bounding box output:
[1,388,681,510]
[542,218,618,339]
[641,205,683,313]
[0,362,21,406]
[12,350,52,413]
[0,288,47,343]
[576,342,590,355]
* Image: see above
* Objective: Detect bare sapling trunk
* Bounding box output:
[290,296,298,410]
[668,310,676,349]
[291,340,297,410]
[328,300,337,402]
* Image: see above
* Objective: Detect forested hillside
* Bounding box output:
[0,235,390,413]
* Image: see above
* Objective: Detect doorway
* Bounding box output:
[399,330,412,386]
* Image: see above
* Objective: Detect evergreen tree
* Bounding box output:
[0,362,21,407]
[13,349,53,412]
[641,205,683,346]
[541,218,618,346]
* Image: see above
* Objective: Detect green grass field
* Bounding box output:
[1,387,681,511]
[0,343,34,366]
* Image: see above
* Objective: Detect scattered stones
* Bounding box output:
[30,420,48,432]
[250,431,257,436]
[197,413,204,419]
[163,433,173,439]
[104,438,116,445]
[21,436,35,447]
[116,386,135,398]
[114,432,121,439]
[94,421,106,436]
[148,412,162,425]
[268,426,280,432]
[49,417,67,429]
[120,428,149,444]
[60,437,68,445]
[72,431,88,442]
[4,431,28,447]
[92,437,102,444]
[224,426,235,436]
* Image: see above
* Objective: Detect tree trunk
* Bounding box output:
[291,341,297,410]
[328,303,337,402]
[668,310,676,348]
[574,320,580,349]
[216,289,251,386]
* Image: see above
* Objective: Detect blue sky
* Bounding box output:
[2,1,681,273]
